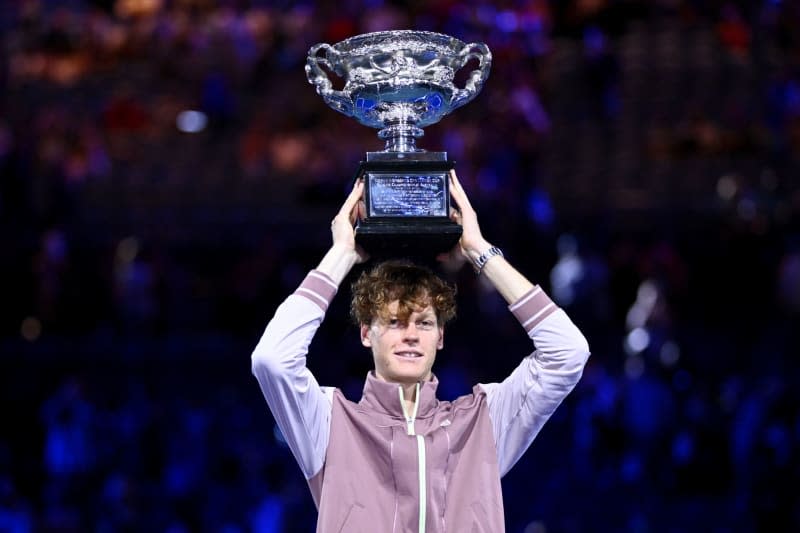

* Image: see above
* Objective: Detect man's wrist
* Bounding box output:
[464,240,500,272]
[464,240,493,263]
[317,243,359,284]
[472,245,504,274]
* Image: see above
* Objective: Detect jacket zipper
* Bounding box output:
[399,383,426,533]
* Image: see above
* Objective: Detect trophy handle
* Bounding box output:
[305,43,354,117]
[451,42,492,110]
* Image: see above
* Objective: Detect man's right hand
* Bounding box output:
[316,179,369,284]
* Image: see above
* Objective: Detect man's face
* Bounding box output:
[360,300,443,385]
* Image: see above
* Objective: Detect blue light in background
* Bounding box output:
[176,110,208,133]
[526,188,554,228]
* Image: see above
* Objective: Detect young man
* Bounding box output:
[252,172,590,532]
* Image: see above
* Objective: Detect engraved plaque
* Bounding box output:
[367,173,447,217]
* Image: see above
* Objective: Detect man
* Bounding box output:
[252,172,590,532]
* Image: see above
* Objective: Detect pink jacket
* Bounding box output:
[252,270,590,532]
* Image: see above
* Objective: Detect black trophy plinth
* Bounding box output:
[353,152,462,256]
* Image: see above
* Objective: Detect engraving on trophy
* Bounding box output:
[367,173,447,217]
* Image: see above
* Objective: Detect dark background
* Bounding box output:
[1,0,799,531]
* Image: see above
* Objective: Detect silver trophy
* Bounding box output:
[306,30,491,254]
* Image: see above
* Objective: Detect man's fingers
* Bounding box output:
[339,180,364,217]
[449,170,473,211]
[450,171,479,221]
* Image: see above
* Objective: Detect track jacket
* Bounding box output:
[252,270,590,532]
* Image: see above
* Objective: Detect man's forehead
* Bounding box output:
[383,299,435,316]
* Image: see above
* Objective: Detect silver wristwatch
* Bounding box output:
[474,246,504,273]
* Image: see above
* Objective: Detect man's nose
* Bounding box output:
[402,323,420,340]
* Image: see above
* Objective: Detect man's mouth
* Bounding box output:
[395,351,423,359]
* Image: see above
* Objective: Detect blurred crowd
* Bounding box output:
[2,0,800,532]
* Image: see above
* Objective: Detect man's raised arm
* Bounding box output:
[447,171,591,476]
[251,180,367,480]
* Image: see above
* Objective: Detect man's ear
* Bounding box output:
[437,326,444,350]
[360,323,372,347]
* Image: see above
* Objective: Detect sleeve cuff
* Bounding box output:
[293,270,339,312]
[508,286,558,333]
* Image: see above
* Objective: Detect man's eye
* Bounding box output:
[387,318,400,327]
[418,320,434,329]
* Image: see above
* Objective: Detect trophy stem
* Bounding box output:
[378,120,424,152]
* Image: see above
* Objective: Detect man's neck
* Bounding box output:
[399,382,418,415]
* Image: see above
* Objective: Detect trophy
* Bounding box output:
[306,30,491,254]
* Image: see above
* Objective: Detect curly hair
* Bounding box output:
[350,260,457,326]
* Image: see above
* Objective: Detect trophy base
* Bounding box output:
[356,218,462,256]
[353,154,462,256]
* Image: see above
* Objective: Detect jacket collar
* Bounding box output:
[359,371,439,418]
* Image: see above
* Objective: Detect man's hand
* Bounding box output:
[317,179,368,284]
[330,179,368,262]
[443,170,493,267]
[443,170,535,302]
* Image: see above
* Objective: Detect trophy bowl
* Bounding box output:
[306,30,491,151]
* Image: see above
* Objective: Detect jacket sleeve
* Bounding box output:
[251,270,338,480]
[479,286,591,477]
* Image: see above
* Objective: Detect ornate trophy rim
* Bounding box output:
[330,30,467,57]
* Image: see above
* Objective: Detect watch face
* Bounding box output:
[367,172,448,217]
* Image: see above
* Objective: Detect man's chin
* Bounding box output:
[378,369,430,385]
